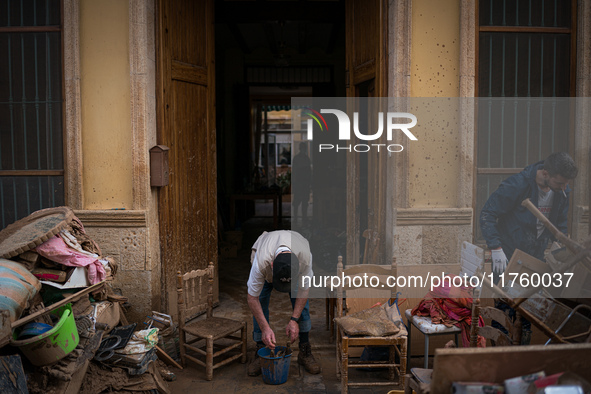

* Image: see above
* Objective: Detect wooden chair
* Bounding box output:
[336,256,407,393]
[469,297,522,347]
[176,263,247,380]
[326,228,380,343]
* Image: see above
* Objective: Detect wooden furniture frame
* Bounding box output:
[176,263,247,380]
[336,256,407,393]
[469,297,522,347]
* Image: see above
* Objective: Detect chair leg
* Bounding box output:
[329,299,335,344]
[424,335,429,369]
[400,339,407,387]
[241,324,247,363]
[326,299,329,330]
[206,336,214,381]
[179,329,187,368]
[388,345,396,380]
[455,332,459,347]
[341,337,349,394]
[406,318,412,373]
[336,327,341,378]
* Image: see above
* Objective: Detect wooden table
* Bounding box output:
[230,190,282,229]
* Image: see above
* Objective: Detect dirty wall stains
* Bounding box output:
[411,0,460,97]
[80,0,133,209]
[409,0,461,208]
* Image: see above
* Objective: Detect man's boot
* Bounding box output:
[297,342,321,374]
[247,344,264,376]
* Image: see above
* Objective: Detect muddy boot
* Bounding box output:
[297,342,321,374]
[247,345,264,376]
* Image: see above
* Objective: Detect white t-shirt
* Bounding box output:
[537,186,554,238]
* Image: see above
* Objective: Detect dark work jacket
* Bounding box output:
[479,161,570,261]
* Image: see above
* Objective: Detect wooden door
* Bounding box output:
[345,0,388,267]
[156,0,217,315]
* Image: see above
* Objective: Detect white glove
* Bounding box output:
[491,248,508,274]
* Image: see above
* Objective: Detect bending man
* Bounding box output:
[246,230,321,376]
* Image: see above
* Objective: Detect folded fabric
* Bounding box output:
[335,303,404,337]
[411,274,485,347]
[35,235,105,285]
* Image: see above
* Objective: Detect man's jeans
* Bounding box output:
[252,281,311,343]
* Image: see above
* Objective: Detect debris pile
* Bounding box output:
[0,207,173,394]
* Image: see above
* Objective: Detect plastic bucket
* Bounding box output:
[11,303,79,366]
[257,346,292,385]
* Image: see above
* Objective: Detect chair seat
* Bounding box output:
[184,316,245,340]
[405,309,461,334]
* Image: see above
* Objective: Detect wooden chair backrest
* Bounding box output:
[177,262,214,323]
[469,298,521,347]
[336,255,398,317]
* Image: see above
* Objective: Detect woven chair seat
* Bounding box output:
[184,316,245,340]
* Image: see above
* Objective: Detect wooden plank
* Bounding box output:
[156,345,183,370]
[431,343,591,393]
[171,60,207,85]
[11,282,105,329]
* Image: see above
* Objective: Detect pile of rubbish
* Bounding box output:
[452,371,591,393]
[0,207,175,394]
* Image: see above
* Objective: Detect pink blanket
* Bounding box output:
[35,235,106,284]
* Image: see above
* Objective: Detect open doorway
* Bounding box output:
[213,0,347,287]
[214,0,346,235]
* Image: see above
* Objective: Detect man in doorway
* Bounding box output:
[246,230,321,376]
[479,151,578,343]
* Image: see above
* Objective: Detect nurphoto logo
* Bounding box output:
[304,108,418,153]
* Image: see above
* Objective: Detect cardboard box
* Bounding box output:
[40,267,89,289]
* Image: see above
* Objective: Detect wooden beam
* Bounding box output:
[156,345,183,370]
[11,282,105,329]
[216,1,344,23]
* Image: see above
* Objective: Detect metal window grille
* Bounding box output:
[0,0,64,229]
[475,0,576,242]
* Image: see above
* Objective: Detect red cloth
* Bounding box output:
[411,275,485,347]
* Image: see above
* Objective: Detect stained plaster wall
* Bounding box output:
[390,0,589,268]
[389,0,471,266]
[69,0,159,323]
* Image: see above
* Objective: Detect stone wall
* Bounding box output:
[75,210,156,323]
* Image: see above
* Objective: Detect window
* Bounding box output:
[475,0,576,241]
[0,0,64,228]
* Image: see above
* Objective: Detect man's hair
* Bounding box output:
[543,152,578,179]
